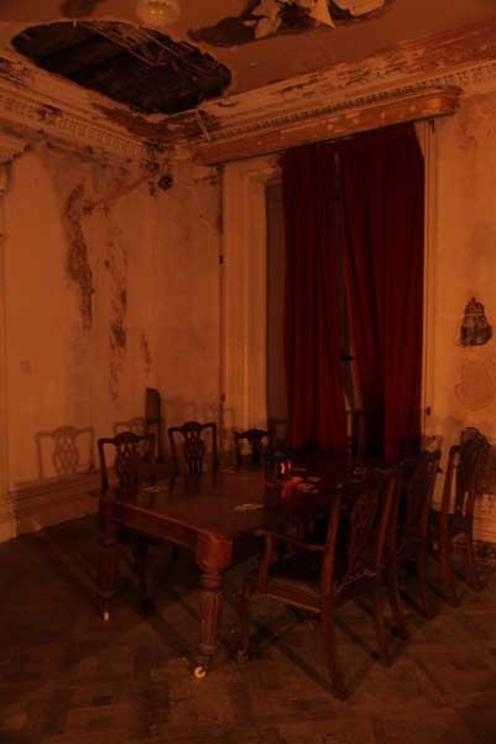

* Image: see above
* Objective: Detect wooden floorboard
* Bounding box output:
[1,516,496,743]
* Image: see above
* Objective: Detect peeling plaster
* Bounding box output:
[141,332,152,378]
[63,183,94,331]
[95,104,220,145]
[104,222,127,402]
[0,58,29,88]
[191,0,391,46]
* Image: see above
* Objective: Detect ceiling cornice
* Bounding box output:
[189,20,496,159]
[0,20,494,167]
[0,50,159,167]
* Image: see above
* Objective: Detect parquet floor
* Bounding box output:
[1,516,496,743]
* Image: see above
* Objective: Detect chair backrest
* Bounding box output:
[321,469,396,596]
[442,428,490,519]
[390,450,441,551]
[351,409,383,459]
[98,431,155,492]
[168,421,219,475]
[234,428,273,467]
[144,387,164,462]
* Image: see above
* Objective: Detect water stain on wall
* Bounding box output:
[141,332,152,378]
[104,222,127,402]
[455,357,496,411]
[63,184,94,331]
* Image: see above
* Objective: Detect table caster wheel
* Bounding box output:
[103,610,110,623]
[193,665,208,679]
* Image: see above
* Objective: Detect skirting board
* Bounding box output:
[0,472,100,543]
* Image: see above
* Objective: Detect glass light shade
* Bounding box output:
[135,0,181,27]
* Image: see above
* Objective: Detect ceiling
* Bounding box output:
[0,0,494,107]
[12,21,231,114]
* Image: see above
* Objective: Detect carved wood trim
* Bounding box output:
[0,21,493,167]
[196,87,461,165]
[197,21,496,147]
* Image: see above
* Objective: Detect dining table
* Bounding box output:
[97,455,356,678]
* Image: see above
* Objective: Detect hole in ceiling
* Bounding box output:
[12,21,231,115]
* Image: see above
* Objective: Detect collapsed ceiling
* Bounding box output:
[12,21,231,115]
[0,0,493,95]
[0,0,494,159]
[190,0,391,47]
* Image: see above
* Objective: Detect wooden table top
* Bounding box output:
[101,457,354,540]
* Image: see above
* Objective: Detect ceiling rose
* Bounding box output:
[135,0,181,28]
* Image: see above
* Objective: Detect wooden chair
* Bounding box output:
[437,428,490,604]
[97,431,157,613]
[350,409,383,460]
[98,430,156,492]
[168,421,219,476]
[234,428,273,467]
[144,387,165,462]
[237,469,398,699]
[387,450,441,630]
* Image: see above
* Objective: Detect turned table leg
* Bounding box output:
[98,499,118,622]
[194,533,233,678]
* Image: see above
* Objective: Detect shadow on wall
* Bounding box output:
[35,425,96,483]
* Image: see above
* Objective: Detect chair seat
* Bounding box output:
[247,547,379,613]
[247,551,322,611]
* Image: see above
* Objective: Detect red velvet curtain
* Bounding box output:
[337,124,424,461]
[281,144,347,451]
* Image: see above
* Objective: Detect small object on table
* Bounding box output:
[282,476,304,499]
[233,502,266,512]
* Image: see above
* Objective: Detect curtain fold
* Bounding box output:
[337,124,424,461]
[281,144,347,451]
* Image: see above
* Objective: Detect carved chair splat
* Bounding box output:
[234,428,273,467]
[387,450,441,630]
[168,421,219,476]
[437,428,490,604]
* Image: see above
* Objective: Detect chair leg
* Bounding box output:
[371,581,390,666]
[417,543,434,619]
[438,530,460,607]
[133,540,153,615]
[237,585,252,663]
[321,605,346,700]
[386,558,409,640]
[465,528,481,591]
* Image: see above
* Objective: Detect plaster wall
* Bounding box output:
[426,90,496,540]
[0,145,220,536]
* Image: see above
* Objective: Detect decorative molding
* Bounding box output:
[221,156,278,449]
[0,473,99,544]
[0,156,13,543]
[0,85,151,166]
[0,22,496,165]
[0,130,28,165]
[197,86,460,165]
[0,51,160,167]
[195,21,496,147]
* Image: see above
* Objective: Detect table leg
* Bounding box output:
[194,533,233,678]
[98,500,118,622]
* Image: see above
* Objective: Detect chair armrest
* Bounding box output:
[258,529,325,553]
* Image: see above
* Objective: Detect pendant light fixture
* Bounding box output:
[135,0,181,28]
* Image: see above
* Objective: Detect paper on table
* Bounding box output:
[142,485,165,494]
[233,502,266,512]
